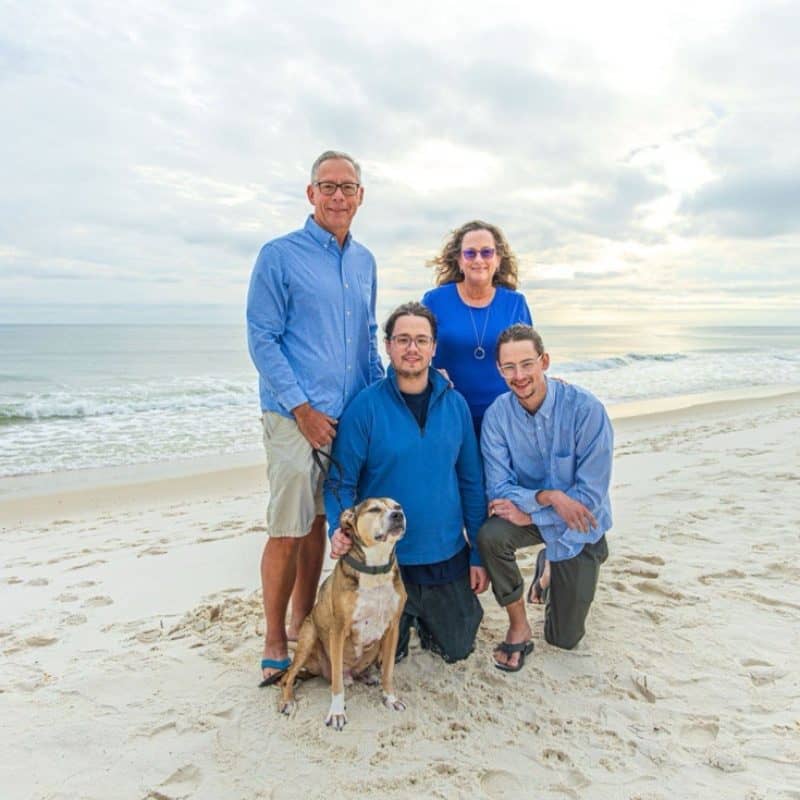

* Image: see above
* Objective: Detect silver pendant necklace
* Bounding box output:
[467,303,491,360]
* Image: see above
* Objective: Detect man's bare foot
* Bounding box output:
[527,549,551,605]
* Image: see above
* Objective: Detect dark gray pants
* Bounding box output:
[477,516,608,650]
[396,572,483,663]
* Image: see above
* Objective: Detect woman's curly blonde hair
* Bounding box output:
[427,220,520,289]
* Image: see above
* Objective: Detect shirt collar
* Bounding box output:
[304,214,350,250]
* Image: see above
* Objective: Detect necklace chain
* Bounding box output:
[467,304,491,360]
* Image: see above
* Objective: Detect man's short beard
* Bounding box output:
[395,366,427,380]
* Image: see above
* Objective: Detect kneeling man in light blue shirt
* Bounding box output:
[478,324,613,671]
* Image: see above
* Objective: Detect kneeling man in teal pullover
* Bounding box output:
[325,302,488,662]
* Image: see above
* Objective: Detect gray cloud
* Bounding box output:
[1,1,799,323]
[680,168,800,237]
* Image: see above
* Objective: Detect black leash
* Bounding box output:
[313,447,397,575]
[312,447,345,514]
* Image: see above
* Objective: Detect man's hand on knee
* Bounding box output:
[488,498,532,527]
[538,490,597,533]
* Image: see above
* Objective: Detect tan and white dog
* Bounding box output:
[279,498,407,730]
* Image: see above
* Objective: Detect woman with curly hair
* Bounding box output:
[422,221,533,436]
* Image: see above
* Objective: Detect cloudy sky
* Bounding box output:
[2,0,798,325]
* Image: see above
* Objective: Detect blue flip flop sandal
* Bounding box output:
[259,657,291,688]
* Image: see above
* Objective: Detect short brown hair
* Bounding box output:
[383,302,438,341]
[495,324,544,361]
[427,220,521,289]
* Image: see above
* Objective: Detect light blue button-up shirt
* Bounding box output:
[247,215,384,418]
[481,377,614,561]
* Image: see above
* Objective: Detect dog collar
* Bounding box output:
[342,552,394,575]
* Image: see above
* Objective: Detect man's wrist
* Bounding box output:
[292,402,312,420]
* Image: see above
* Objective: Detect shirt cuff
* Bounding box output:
[277,386,308,415]
[469,546,483,567]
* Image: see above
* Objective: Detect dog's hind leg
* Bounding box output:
[278,617,317,715]
[379,620,405,711]
[325,626,347,730]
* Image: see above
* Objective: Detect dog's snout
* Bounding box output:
[389,510,404,522]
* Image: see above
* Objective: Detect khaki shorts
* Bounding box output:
[261,412,327,538]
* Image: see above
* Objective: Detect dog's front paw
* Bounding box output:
[382,693,406,712]
[325,693,347,731]
[278,698,296,716]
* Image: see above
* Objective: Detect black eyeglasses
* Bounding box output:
[461,247,496,261]
[314,181,360,196]
[388,334,434,348]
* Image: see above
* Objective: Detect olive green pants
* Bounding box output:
[477,516,608,650]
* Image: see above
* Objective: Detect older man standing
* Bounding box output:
[478,324,613,671]
[247,151,383,686]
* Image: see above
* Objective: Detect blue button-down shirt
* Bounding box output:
[247,216,384,418]
[481,378,613,561]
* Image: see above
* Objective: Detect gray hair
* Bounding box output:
[310,150,362,183]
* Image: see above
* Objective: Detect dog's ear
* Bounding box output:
[339,508,356,536]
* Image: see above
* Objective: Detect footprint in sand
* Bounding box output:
[69,580,97,588]
[680,720,719,747]
[64,614,88,626]
[624,554,666,566]
[135,629,163,643]
[619,567,660,579]
[5,576,23,585]
[698,569,746,585]
[634,580,685,601]
[137,546,168,557]
[82,595,114,608]
[748,667,787,686]
[158,764,202,794]
[480,769,523,799]
[24,635,58,648]
[26,577,49,586]
[741,658,772,668]
[68,559,107,571]
[56,593,79,603]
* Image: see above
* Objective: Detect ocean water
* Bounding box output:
[1,323,799,478]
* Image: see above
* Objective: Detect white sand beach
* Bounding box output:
[2,391,799,799]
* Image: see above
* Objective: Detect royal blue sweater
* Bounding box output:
[324,367,486,567]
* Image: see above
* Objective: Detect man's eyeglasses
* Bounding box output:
[314,181,360,196]
[498,355,542,378]
[388,334,434,348]
[461,247,496,261]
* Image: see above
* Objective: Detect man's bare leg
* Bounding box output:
[529,557,552,605]
[261,537,301,680]
[286,515,327,640]
[493,596,533,669]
